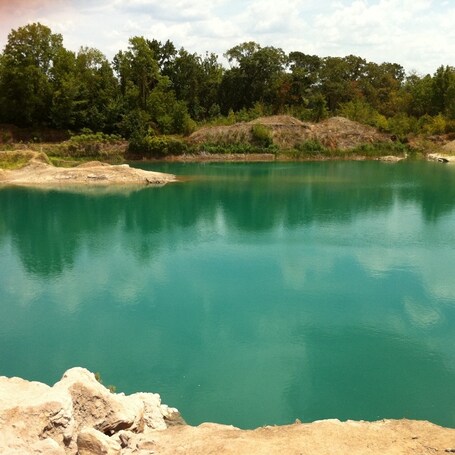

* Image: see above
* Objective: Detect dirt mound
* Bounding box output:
[76,160,111,168]
[188,115,313,149]
[312,117,391,150]
[442,140,455,153]
[189,116,391,151]
[250,115,307,126]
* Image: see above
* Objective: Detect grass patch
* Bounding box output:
[48,132,127,162]
[197,142,278,154]
[0,150,50,169]
[349,141,411,157]
[283,140,333,159]
[128,134,189,158]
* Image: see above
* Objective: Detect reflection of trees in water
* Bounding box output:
[1,162,455,277]
[0,188,128,277]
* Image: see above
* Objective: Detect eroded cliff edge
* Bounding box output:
[1,368,455,455]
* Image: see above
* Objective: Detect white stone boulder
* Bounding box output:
[77,428,121,455]
[0,367,182,454]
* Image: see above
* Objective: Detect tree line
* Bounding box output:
[0,22,454,140]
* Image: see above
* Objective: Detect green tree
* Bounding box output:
[432,65,455,118]
[403,72,433,117]
[288,52,321,105]
[360,62,405,116]
[73,47,119,130]
[221,42,287,112]
[0,23,64,126]
[113,37,159,111]
[317,56,367,112]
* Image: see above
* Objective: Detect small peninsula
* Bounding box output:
[0,151,176,187]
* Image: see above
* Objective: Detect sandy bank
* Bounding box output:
[1,368,454,455]
[427,153,455,163]
[0,152,176,187]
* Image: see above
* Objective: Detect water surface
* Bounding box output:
[1,161,455,429]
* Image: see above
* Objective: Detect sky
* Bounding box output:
[0,0,453,75]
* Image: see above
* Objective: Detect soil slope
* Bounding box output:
[189,115,392,150]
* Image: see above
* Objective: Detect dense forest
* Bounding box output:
[0,22,454,141]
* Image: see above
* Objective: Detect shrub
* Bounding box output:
[62,132,123,158]
[293,139,330,156]
[197,142,278,154]
[350,141,410,157]
[128,134,188,158]
[251,124,273,147]
[386,113,418,139]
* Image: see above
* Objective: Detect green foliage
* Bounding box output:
[350,141,410,157]
[0,151,33,169]
[386,113,418,139]
[56,132,124,158]
[251,124,273,147]
[197,142,278,154]
[290,140,331,157]
[421,113,447,135]
[128,134,188,158]
[0,23,64,126]
[309,93,329,122]
[338,100,390,131]
[1,21,455,147]
[94,372,117,394]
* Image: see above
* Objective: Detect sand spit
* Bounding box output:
[0,152,176,187]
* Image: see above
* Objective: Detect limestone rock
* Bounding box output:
[55,368,145,435]
[0,375,74,452]
[0,368,181,454]
[131,392,180,430]
[77,428,121,455]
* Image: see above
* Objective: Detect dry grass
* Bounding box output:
[189,115,391,151]
[0,150,50,169]
[442,140,455,154]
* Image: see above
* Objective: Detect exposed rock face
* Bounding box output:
[0,368,181,454]
[1,368,455,454]
[77,428,121,455]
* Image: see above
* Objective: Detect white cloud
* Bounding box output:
[0,0,453,73]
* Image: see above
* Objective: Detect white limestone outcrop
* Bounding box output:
[0,367,181,455]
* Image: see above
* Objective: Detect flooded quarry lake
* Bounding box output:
[1,161,455,429]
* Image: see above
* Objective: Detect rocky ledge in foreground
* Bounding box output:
[1,369,455,455]
[0,152,176,187]
[0,368,183,455]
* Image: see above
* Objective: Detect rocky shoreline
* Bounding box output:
[1,368,454,455]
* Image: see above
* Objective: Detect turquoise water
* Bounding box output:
[1,161,455,429]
